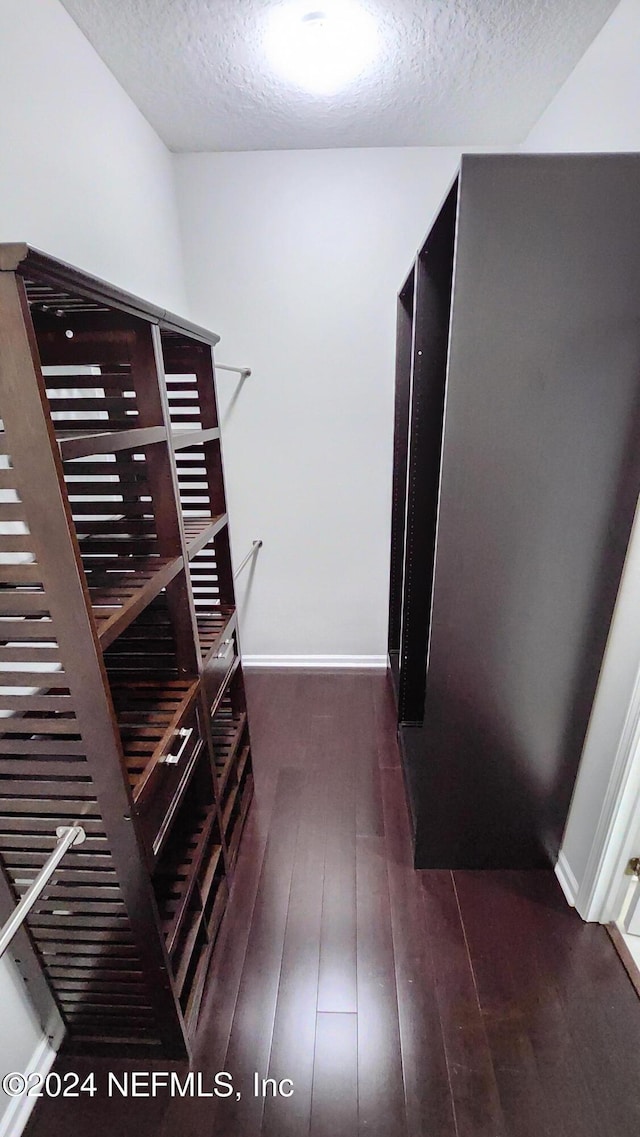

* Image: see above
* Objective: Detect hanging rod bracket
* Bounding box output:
[0,825,87,960]
[216,364,252,380]
[234,539,263,580]
[56,825,87,845]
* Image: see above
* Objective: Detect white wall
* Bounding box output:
[0,957,63,1137]
[523,0,640,153]
[521,0,640,910]
[0,0,187,311]
[175,147,463,663]
[0,960,41,1075]
[0,2,188,1125]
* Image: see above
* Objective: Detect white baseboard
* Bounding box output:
[555,850,579,908]
[242,654,387,669]
[0,1021,65,1137]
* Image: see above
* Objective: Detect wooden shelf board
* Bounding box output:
[109,675,199,799]
[58,426,166,460]
[208,656,241,720]
[199,842,223,909]
[173,909,203,999]
[155,804,218,957]
[171,427,220,451]
[206,879,228,944]
[184,881,229,1037]
[195,607,236,666]
[91,555,184,650]
[221,745,252,836]
[6,243,220,344]
[227,770,254,870]
[183,514,227,559]
[182,932,211,1035]
[211,709,247,800]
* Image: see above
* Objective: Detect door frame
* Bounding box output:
[573,655,640,923]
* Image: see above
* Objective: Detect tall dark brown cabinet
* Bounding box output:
[0,244,253,1057]
[389,154,640,869]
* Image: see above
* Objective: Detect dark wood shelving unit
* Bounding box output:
[389,154,640,870]
[0,243,254,1059]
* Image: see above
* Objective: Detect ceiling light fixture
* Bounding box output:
[264,1,379,96]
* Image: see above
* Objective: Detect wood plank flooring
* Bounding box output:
[25,670,640,1137]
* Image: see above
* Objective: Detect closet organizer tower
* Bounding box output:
[389,154,640,870]
[0,244,253,1057]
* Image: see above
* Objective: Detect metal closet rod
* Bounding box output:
[234,540,263,580]
[0,825,86,960]
[216,364,252,379]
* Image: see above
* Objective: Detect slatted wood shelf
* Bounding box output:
[222,744,252,837]
[0,243,253,1058]
[209,654,241,719]
[57,426,167,461]
[226,753,253,871]
[171,427,220,450]
[155,803,219,957]
[183,514,227,559]
[154,765,227,1018]
[210,705,247,798]
[102,594,183,676]
[84,555,184,650]
[199,840,223,910]
[172,909,203,999]
[4,245,219,345]
[204,875,228,944]
[195,607,236,664]
[178,868,228,1030]
[109,676,199,797]
[182,881,228,1033]
[169,834,225,1009]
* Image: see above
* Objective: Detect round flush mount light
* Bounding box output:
[264,1,380,96]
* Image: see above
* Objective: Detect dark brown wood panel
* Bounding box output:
[388,269,414,682]
[419,156,640,866]
[397,180,457,728]
[388,156,640,869]
[2,242,219,345]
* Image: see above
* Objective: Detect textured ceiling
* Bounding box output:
[60,0,620,151]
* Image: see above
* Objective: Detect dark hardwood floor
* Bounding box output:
[25,670,640,1137]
